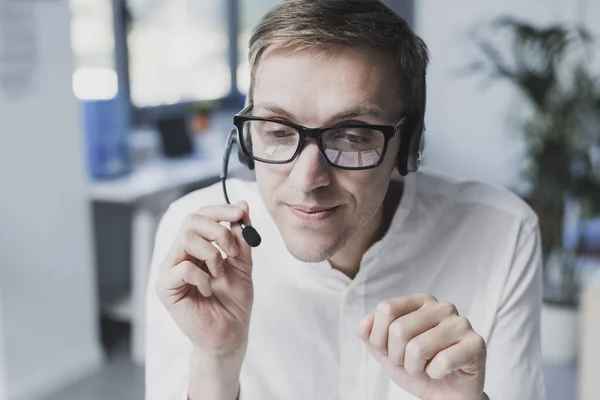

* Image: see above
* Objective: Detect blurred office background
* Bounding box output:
[0,0,599,399]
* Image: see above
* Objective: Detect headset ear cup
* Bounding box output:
[397,72,427,175]
[395,122,425,176]
[396,128,410,176]
[235,134,255,170]
[407,125,425,173]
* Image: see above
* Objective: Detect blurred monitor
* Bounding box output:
[155,116,194,158]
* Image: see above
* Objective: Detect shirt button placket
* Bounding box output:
[339,284,365,400]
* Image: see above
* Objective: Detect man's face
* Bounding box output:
[252,45,402,263]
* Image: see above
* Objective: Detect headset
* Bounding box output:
[220,75,427,247]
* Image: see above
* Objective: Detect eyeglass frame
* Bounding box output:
[233,104,406,171]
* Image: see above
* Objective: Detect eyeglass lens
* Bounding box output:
[241,120,385,168]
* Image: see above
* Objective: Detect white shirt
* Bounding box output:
[145,168,546,400]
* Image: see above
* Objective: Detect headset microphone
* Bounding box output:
[221,128,262,247]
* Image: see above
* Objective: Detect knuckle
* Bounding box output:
[425,294,438,303]
[183,213,199,231]
[183,229,197,245]
[376,300,395,317]
[471,333,487,353]
[405,339,423,360]
[439,301,459,316]
[196,205,210,216]
[389,321,408,343]
[418,293,437,304]
[456,316,473,332]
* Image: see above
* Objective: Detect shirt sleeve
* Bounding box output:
[484,218,547,399]
[145,204,193,400]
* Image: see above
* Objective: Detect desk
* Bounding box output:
[88,154,239,365]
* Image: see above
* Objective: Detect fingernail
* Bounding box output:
[232,208,243,218]
[229,243,239,256]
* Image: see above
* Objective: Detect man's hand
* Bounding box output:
[356,294,487,400]
[155,202,255,399]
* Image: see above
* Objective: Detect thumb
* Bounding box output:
[228,200,254,267]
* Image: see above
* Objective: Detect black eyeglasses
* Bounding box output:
[233,105,405,170]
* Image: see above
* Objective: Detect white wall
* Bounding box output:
[0,301,6,400]
[415,0,593,188]
[0,1,103,399]
[583,0,600,47]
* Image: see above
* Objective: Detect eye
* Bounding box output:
[331,128,374,144]
[254,121,296,138]
[266,129,295,138]
[344,134,371,144]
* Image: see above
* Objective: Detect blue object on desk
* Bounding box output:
[82,95,131,180]
[564,217,600,251]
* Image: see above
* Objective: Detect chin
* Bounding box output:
[281,230,345,263]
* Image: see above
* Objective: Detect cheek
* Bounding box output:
[255,163,291,204]
[336,169,391,211]
[336,135,398,201]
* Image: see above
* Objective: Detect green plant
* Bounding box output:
[463,17,600,303]
[192,99,220,116]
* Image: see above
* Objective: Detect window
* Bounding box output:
[237,0,279,94]
[69,0,118,100]
[127,0,230,107]
[69,0,413,121]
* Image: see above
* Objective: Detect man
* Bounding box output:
[145,1,545,399]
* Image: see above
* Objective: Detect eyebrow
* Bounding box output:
[253,102,388,125]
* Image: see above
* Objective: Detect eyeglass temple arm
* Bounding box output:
[394,117,406,131]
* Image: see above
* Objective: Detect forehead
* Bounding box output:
[252,45,402,123]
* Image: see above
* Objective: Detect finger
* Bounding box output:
[188,213,240,258]
[191,213,241,259]
[196,204,245,223]
[356,315,427,393]
[165,215,232,274]
[425,332,487,380]
[403,316,472,377]
[172,228,224,278]
[159,260,212,297]
[356,314,375,341]
[356,314,388,363]
[228,201,254,267]
[369,294,436,354]
[388,301,459,366]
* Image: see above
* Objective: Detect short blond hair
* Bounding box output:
[248,0,429,114]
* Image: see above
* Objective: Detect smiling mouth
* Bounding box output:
[287,204,340,221]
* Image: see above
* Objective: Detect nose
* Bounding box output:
[288,139,332,192]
